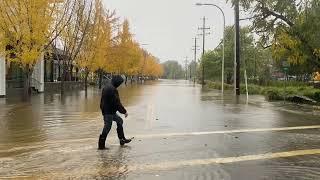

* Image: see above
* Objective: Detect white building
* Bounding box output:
[0,55,5,97]
[0,54,45,98]
[0,50,80,98]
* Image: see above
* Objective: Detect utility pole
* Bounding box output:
[195,3,226,94]
[184,57,189,80]
[198,17,210,86]
[234,0,241,95]
[192,37,200,83]
[189,61,192,80]
[254,44,257,79]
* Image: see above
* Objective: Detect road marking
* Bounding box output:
[2,149,320,179]
[129,149,320,171]
[135,125,320,138]
[1,125,320,153]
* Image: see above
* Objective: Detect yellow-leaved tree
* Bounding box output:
[129,42,141,75]
[92,9,116,89]
[113,19,140,76]
[0,0,76,99]
[78,0,116,91]
[144,55,163,78]
[58,0,93,95]
[77,5,163,85]
[112,20,129,74]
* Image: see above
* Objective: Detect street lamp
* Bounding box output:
[196,3,226,94]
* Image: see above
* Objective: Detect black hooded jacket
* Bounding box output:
[100,75,127,115]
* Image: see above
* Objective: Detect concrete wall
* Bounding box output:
[44,82,84,92]
[0,56,5,97]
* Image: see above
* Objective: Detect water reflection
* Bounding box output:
[0,83,149,147]
[95,146,130,179]
[2,102,45,146]
[1,80,320,179]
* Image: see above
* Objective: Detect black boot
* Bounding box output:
[98,135,106,150]
[120,138,132,146]
[117,126,132,146]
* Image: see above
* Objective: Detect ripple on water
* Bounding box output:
[262,165,320,179]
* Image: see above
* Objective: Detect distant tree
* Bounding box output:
[161,61,185,79]
[201,26,273,85]
[228,0,320,70]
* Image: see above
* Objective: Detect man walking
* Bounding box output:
[99,75,132,150]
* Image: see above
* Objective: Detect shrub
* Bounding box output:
[205,80,320,103]
[313,92,320,102]
[206,82,233,90]
[240,84,262,95]
[265,89,284,101]
[265,80,309,87]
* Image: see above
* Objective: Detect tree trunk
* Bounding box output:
[98,69,103,89]
[23,68,32,101]
[226,73,232,85]
[69,65,73,81]
[75,67,79,81]
[84,71,89,94]
[60,62,66,95]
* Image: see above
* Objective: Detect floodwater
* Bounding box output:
[1,80,320,179]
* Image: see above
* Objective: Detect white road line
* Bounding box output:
[129,149,320,171]
[1,125,320,153]
[135,125,320,138]
[2,149,320,179]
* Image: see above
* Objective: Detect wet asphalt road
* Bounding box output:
[1,80,320,179]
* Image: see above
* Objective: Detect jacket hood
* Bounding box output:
[111,75,124,88]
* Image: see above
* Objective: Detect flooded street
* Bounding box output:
[1,80,320,179]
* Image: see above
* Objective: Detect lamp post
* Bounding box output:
[196,3,226,94]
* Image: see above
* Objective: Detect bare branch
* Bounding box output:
[44,0,77,50]
[71,1,94,61]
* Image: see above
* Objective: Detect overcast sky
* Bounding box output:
[102,0,249,64]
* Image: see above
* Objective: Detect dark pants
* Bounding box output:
[101,114,125,140]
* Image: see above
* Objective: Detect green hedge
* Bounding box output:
[263,80,309,87]
[206,81,233,90]
[205,81,320,103]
